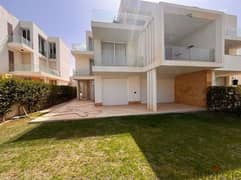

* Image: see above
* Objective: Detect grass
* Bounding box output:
[0,112,241,179]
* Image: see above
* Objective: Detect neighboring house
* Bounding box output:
[72,0,241,111]
[0,6,71,85]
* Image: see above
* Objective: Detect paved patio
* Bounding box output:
[30,100,205,123]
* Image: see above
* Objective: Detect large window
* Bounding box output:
[22,29,30,41]
[101,42,126,66]
[88,37,93,51]
[49,42,56,59]
[38,35,46,56]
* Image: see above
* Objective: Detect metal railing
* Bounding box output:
[165,46,215,62]
[39,64,60,76]
[8,35,32,48]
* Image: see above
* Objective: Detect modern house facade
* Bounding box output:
[72,0,241,111]
[0,6,71,85]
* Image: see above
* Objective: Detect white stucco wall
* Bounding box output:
[75,55,90,74]
[0,6,19,73]
[141,75,175,103]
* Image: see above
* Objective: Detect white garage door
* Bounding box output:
[103,79,128,105]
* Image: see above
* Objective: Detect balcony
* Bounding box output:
[73,69,92,77]
[72,43,94,57]
[8,35,33,53]
[49,54,56,59]
[226,27,241,37]
[72,44,89,51]
[39,65,60,76]
[220,55,241,71]
[10,64,34,72]
[165,46,215,62]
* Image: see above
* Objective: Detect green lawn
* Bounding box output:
[0,112,241,179]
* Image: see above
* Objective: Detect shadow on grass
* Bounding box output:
[10,112,241,179]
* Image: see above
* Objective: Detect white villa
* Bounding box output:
[0,6,71,85]
[71,0,241,111]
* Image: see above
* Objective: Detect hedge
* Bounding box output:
[207,86,241,113]
[0,78,76,121]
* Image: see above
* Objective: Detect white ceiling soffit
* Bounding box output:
[164,13,212,44]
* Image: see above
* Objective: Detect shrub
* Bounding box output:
[207,86,241,113]
[0,78,76,121]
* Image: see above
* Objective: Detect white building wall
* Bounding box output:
[140,75,174,104]
[75,55,90,74]
[58,39,71,80]
[0,6,19,73]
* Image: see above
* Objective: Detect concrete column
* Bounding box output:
[94,76,102,105]
[76,80,80,100]
[146,68,157,112]
[147,72,150,110]
[151,69,157,112]
[149,71,153,110]
[211,71,216,86]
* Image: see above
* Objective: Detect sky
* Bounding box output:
[0,0,241,48]
[0,0,240,71]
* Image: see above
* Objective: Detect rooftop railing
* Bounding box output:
[8,35,32,48]
[165,46,215,62]
[92,9,118,23]
[92,10,149,26]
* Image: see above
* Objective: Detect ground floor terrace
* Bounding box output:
[74,67,218,112]
[31,100,204,123]
[74,67,241,113]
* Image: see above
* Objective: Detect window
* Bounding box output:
[101,42,126,66]
[8,51,14,71]
[49,42,56,59]
[38,35,46,56]
[88,37,93,51]
[90,59,94,74]
[7,23,13,36]
[22,29,30,41]
[7,23,13,42]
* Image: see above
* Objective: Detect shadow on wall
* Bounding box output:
[9,112,241,179]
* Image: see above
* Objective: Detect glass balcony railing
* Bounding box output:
[226,27,241,37]
[39,65,60,76]
[95,56,144,67]
[8,35,32,48]
[92,9,118,23]
[11,64,33,72]
[72,43,88,51]
[73,69,92,76]
[165,46,215,62]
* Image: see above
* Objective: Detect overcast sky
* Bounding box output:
[0,0,240,47]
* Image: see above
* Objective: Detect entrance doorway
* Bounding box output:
[77,80,94,101]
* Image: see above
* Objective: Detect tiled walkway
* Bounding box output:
[30,100,205,123]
